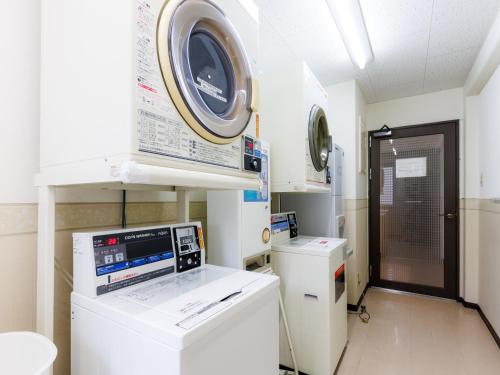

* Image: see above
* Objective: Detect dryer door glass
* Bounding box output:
[157,0,254,144]
[188,31,235,116]
[308,105,330,171]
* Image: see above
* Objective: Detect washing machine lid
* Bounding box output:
[308,105,330,171]
[157,0,257,145]
[272,236,346,257]
[72,265,278,349]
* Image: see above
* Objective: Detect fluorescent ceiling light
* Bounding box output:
[239,0,259,23]
[326,0,373,69]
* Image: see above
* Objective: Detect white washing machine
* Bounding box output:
[270,212,347,375]
[41,0,262,185]
[72,222,279,375]
[261,62,332,193]
[207,141,272,271]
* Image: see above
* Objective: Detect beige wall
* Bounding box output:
[478,200,500,335]
[344,199,369,306]
[0,201,207,375]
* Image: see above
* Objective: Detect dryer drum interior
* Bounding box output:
[308,105,330,171]
[157,0,255,144]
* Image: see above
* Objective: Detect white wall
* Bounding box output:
[327,81,356,198]
[0,0,40,204]
[327,80,367,199]
[366,88,464,131]
[479,66,500,199]
[477,65,500,335]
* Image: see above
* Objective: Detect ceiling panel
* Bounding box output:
[256,0,500,103]
[423,47,479,92]
[429,0,500,56]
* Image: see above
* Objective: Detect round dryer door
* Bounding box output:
[308,105,330,171]
[157,0,256,144]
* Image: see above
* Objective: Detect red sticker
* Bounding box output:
[335,264,345,280]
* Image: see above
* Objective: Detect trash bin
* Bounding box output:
[0,331,57,375]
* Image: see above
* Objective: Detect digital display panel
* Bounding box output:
[175,226,200,255]
[93,228,174,277]
[245,137,254,155]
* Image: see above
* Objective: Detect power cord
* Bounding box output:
[359,305,370,323]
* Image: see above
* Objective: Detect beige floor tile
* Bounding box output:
[336,289,500,375]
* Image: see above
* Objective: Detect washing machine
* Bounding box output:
[71,222,279,375]
[261,62,332,193]
[270,212,347,375]
[40,0,262,186]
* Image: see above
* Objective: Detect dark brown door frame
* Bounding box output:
[368,120,459,299]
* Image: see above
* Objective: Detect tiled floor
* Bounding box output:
[336,288,500,375]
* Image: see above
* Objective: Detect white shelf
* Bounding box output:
[35,161,260,347]
[36,161,261,190]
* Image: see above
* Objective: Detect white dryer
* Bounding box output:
[41,0,262,187]
[270,212,347,375]
[261,62,332,193]
[72,223,279,375]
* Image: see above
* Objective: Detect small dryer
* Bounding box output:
[71,223,279,375]
[261,62,332,193]
[41,0,262,186]
[271,212,347,375]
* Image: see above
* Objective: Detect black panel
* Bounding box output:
[287,213,298,238]
[173,226,202,273]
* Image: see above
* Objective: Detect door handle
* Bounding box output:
[439,213,457,219]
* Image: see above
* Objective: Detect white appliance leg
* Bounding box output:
[36,185,56,375]
[177,190,190,222]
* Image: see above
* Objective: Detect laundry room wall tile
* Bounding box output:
[0,233,37,332]
[0,204,37,236]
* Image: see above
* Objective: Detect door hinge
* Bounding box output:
[369,265,372,277]
[369,168,372,180]
[369,136,372,148]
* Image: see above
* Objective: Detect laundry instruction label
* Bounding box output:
[195,77,228,103]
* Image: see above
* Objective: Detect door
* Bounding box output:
[369,121,458,298]
[157,0,256,144]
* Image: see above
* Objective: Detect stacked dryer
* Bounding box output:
[261,62,332,193]
[41,0,263,185]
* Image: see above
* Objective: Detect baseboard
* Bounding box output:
[279,364,308,375]
[347,283,370,312]
[458,298,500,348]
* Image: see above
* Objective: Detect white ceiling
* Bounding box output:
[256,0,500,103]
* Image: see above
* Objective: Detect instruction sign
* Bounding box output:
[396,157,427,178]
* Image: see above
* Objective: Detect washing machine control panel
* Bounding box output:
[242,136,262,173]
[173,225,202,272]
[73,222,205,298]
